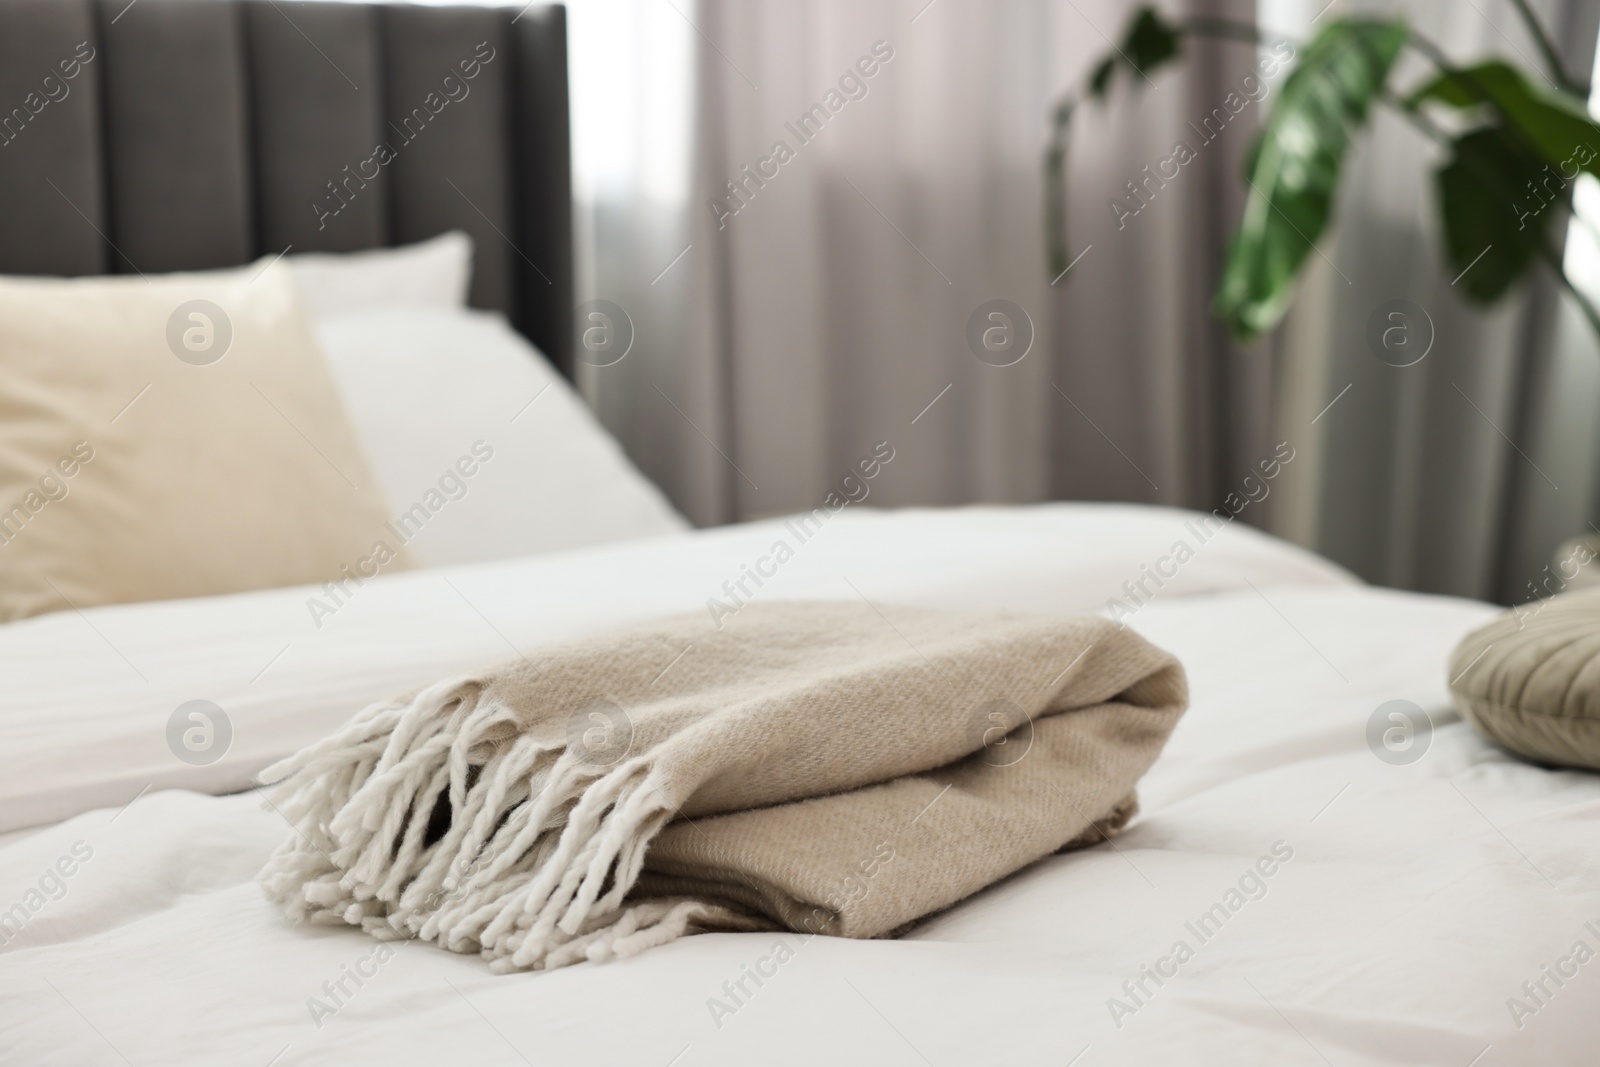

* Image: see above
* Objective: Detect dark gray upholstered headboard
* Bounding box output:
[0,0,574,376]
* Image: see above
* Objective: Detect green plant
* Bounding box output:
[1047,3,1600,340]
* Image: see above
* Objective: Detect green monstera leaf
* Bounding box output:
[1410,60,1600,302]
[1435,125,1561,303]
[1215,19,1408,338]
[1410,61,1600,176]
[1089,8,1182,100]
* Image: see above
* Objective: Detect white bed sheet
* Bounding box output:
[5,505,1597,1066]
[0,502,1352,836]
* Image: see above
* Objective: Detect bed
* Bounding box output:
[6,500,1597,1065]
[3,3,1599,1065]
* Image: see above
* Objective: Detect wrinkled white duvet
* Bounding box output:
[2,504,1597,1067]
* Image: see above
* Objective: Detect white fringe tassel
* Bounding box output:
[257,677,756,971]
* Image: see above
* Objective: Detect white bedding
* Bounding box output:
[315,306,689,567]
[3,504,1597,1066]
[0,503,1350,835]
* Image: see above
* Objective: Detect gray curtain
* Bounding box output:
[1049,0,1269,514]
[582,0,1059,527]
[574,0,1600,605]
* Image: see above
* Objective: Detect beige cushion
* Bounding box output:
[1449,588,1600,770]
[0,262,409,622]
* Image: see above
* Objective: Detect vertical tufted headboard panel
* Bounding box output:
[0,0,574,375]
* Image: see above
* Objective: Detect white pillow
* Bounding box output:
[314,306,690,565]
[286,231,472,320]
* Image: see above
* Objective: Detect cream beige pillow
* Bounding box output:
[0,261,410,622]
[1448,588,1600,770]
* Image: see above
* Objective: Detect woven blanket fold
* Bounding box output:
[258,601,1187,972]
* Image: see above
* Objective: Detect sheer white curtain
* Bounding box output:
[564,0,712,515]
[570,0,1290,527]
[567,0,1600,603]
[571,0,1060,526]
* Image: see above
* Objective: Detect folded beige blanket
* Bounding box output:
[259,601,1186,971]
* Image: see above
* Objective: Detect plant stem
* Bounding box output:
[1044,95,1077,277]
[1507,0,1587,97]
[1400,29,1452,72]
[1401,33,1570,184]
[1378,85,1446,143]
[1536,235,1600,339]
[1178,16,1284,48]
